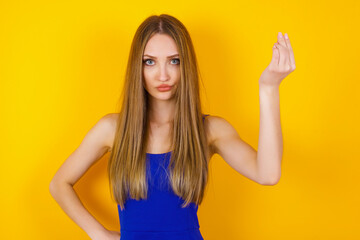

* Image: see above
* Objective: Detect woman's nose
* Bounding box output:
[158,64,170,81]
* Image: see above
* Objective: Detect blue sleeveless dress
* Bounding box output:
[117,114,210,240]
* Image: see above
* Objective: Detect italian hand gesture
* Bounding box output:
[259,32,296,87]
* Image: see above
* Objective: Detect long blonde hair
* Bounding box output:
[108,14,210,210]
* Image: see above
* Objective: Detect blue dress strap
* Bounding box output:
[202,114,210,122]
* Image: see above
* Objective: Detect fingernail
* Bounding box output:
[284,33,289,39]
[278,32,282,38]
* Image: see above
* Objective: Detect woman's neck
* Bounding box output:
[147,98,176,124]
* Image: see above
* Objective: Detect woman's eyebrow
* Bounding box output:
[143,54,179,58]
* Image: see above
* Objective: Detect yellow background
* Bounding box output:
[1,0,359,239]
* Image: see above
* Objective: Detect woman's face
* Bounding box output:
[142,34,180,101]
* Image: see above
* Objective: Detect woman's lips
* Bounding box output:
[157,86,172,92]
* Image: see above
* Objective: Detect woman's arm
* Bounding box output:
[209,85,283,185]
[256,85,282,185]
[49,113,118,240]
[208,32,295,185]
[49,181,109,239]
[256,32,296,184]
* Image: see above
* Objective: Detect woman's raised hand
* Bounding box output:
[259,32,296,87]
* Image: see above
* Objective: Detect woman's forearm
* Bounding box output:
[49,181,108,239]
[256,84,283,184]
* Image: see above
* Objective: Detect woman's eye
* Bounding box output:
[171,58,180,64]
[143,59,154,65]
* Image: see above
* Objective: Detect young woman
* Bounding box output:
[50,14,295,240]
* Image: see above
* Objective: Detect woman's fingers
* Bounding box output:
[284,33,296,70]
[270,32,296,72]
[277,32,287,48]
[276,32,290,70]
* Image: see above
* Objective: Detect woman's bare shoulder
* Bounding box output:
[102,113,120,151]
[106,112,120,122]
[203,114,233,141]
